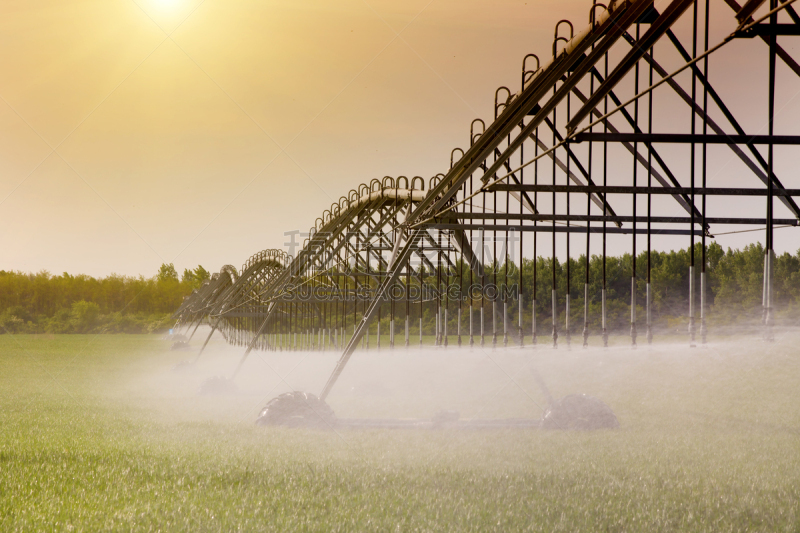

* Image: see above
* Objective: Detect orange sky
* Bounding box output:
[1,0,798,277]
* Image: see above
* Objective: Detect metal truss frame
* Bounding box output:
[173,0,800,401]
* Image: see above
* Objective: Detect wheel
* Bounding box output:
[541,394,619,430]
[255,391,336,429]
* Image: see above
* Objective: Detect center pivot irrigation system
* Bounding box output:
[172,0,800,429]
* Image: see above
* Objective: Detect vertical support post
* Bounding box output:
[565,294,570,348]
[458,307,462,347]
[700,0,710,346]
[602,288,607,347]
[584,44,593,350]
[689,266,696,347]
[469,306,474,348]
[630,277,637,348]
[532,126,539,348]
[646,282,652,344]
[647,41,654,346]
[468,171,475,350]
[444,308,448,348]
[493,300,498,349]
[480,227,485,347]
[404,249,410,349]
[552,288,558,348]
[583,283,589,348]
[553,87,558,351]
[445,232,451,348]
[438,306,443,346]
[458,203,465,349]
[764,0,777,342]
[434,304,439,347]
[503,301,508,348]
[492,298,497,349]
[565,89,572,350]
[631,21,640,349]
[480,306,485,347]
[689,0,698,348]
[493,190,498,351]
[602,49,609,348]
[762,253,768,324]
[763,249,774,340]
[700,272,706,344]
[519,297,524,349]
[436,227,442,348]
[436,310,440,346]
[519,122,525,350]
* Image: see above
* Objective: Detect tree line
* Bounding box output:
[1,242,799,335]
[510,241,800,334]
[0,264,208,334]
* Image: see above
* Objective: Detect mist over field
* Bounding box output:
[3,0,800,529]
[1,330,798,531]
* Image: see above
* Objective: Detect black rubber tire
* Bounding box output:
[541,394,619,430]
[255,391,336,429]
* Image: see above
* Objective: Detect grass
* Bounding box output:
[0,332,799,531]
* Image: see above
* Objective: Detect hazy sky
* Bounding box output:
[1,0,798,278]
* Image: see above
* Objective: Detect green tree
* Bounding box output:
[182,265,211,289]
[193,265,210,284]
[157,263,179,283]
[182,268,196,284]
[70,300,100,333]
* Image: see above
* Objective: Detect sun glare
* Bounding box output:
[153,0,181,10]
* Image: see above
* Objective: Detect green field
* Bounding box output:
[1,332,799,531]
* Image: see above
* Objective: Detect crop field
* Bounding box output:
[1,332,799,531]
